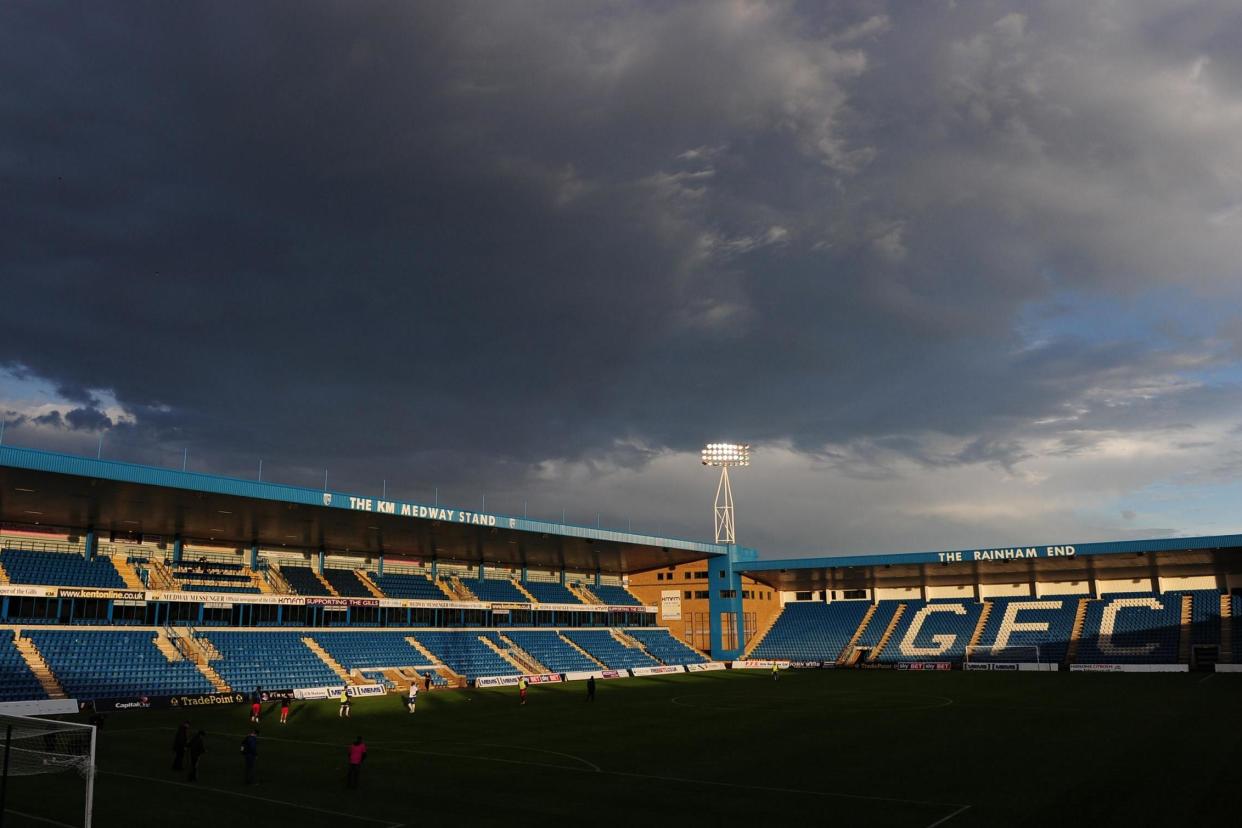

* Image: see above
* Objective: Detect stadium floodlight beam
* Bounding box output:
[701,442,750,544]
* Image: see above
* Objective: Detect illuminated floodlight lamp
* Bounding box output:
[701,443,750,467]
[701,442,750,544]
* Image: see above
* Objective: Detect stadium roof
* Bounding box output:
[0,446,726,575]
[740,535,1242,592]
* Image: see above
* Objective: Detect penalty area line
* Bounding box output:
[99,770,404,827]
[924,803,972,828]
[3,810,78,827]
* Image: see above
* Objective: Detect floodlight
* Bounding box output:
[701,442,751,544]
[701,443,750,467]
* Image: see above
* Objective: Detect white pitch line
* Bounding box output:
[3,810,78,827]
[1198,672,1215,685]
[106,728,967,817]
[99,770,405,827]
[924,804,972,828]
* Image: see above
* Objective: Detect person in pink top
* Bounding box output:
[346,736,367,789]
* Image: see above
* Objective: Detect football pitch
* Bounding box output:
[9,670,1242,827]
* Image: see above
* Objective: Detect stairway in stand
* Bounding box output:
[558,633,606,668]
[302,636,351,683]
[1178,594,1193,664]
[14,633,67,699]
[838,604,878,665]
[968,601,993,649]
[355,570,386,599]
[314,571,339,597]
[1065,597,1092,665]
[741,607,784,658]
[110,557,148,591]
[867,604,907,662]
[1220,594,1233,663]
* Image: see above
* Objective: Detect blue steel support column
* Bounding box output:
[430,560,438,580]
[317,548,326,575]
[249,543,259,570]
[84,529,97,561]
[707,546,755,661]
[559,569,566,586]
[520,565,527,583]
[478,564,486,583]
[172,536,183,565]
[594,570,601,587]
[377,555,384,578]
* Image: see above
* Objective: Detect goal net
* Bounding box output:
[0,714,95,827]
[964,645,1043,666]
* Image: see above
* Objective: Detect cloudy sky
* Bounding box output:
[4,1,1242,558]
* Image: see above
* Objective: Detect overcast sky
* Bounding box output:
[4,2,1242,558]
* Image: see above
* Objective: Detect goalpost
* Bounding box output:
[0,714,95,827]
[964,644,1042,667]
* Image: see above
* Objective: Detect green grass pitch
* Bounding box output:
[6,670,1241,827]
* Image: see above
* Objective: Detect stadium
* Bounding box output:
[0,443,1238,826]
[7,3,1242,826]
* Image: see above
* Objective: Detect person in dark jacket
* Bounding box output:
[586,676,596,702]
[240,729,258,784]
[187,730,206,782]
[172,722,190,770]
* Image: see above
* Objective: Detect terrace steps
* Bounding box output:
[1066,597,1092,664]
[14,634,66,699]
[558,633,606,668]
[146,560,177,590]
[867,604,907,662]
[0,562,8,585]
[111,558,147,591]
[493,634,547,674]
[449,577,476,601]
[838,603,878,665]
[302,636,352,683]
[266,566,293,595]
[196,661,231,692]
[314,571,339,597]
[568,583,602,605]
[968,601,993,649]
[512,581,538,603]
[741,607,784,658]
[252,570,274,594]
[153,631,183,662]
[355,570,386,600]
[1179,594,1193,664]
[1220,594,1233,663]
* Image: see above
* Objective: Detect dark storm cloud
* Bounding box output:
[2,1,1242,533]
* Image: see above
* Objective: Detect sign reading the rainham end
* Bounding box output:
[937,545,1077,563]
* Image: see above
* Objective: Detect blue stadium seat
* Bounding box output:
[29,630,213,699]
[751,601,872,662]
[590,584,643,606]
[279,565,333,596]
[321,568,374,598]
[504,631,599,672]
[408,631,515,680]
[974,595,1080,663]
[0,549,125,588]
[374,572,449,600]
[626,627,707,664]
[562,629,657,669]
[1076,592,1182,664]
[203,631,341,691]
[0,632,48,701]
[522,581,583,604]
[469,578,528,603]
[875,600,983,663]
